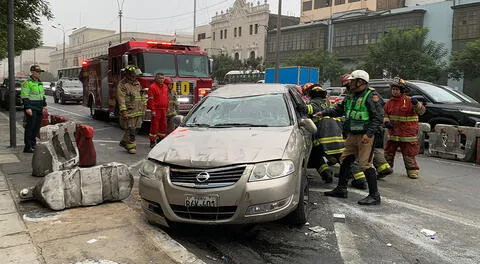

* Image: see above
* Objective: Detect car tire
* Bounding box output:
[286,165,309,226]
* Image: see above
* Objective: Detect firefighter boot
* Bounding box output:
[324,162,349,198]
[358,168,381,205]
[351,178,367,190]
[318,164,333,183]
[377,163,393,179]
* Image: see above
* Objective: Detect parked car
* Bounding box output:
[54,78,83,104]
[139,83,317,227]
[43,82,54,96]
[369,79,480,128]
[326,87,345,104]
[0,77,28,109]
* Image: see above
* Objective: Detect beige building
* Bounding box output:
[49,27,191,77]
[196,0,299,61]
[300,0,405,23]
[0,46,56,79]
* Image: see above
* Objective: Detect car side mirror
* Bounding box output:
[208,58,214,75]
[173,115,184,130]
[411,95,428,105]
[300,118,317,134]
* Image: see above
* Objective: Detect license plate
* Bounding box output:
[185,195,218,207]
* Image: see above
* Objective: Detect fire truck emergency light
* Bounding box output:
[81,60,88,66]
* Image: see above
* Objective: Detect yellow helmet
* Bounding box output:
[302,83,314,93]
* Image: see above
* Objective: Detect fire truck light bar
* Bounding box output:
[146,40,173,46]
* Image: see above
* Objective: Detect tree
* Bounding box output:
[448,39,480,80]
[0,0,53,60]
[361,27,447,82]
[286,49,345,84]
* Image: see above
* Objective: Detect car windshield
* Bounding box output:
[184,94,291,127]
[178,54,209,78]
[413,82,463,103]
[443,87,479,104]
[137,52,176,77]
[62,80,82,88]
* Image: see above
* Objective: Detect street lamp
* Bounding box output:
[116,0,126,43]
[52,24,77,68]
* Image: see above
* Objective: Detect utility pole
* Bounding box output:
[7,0,16,147]
[274,0,282,83]
[193,0,197,43]
[116,0,125,43]
[52,24,77,68]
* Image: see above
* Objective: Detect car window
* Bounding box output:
[370,84,391,99]
[62,80,82,87]
[185,94,292,127]
[411,82,463,103]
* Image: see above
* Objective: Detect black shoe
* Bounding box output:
[150,141,156,148]
[377,168,393,179]
[23,148,34,153]
[324,187,348,198]
[358,194,381,205]
[351,179,367,190]
[321,170,334,183]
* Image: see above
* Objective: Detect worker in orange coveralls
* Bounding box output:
[383,77,426,179]
[147,72,169,148]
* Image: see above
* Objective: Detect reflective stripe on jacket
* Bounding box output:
[117,78,147,117]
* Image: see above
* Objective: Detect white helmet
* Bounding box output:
[348,70,369,83]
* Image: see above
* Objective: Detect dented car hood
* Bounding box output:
[148,127,294,168]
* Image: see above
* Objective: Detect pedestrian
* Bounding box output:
[383,77,426,179]
[164,77,179,134]
[147,72,169,148]
[20,65,47,153]
[304,83,344,183]
[117,65,147,154]
[316,70,384,205]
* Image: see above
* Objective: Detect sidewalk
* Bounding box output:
[0,111,204,264]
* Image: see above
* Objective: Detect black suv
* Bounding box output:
[369,79,480,128]
[54,78,83,104]
[0,77,28,109]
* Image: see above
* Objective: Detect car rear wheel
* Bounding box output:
[286,165,309,226]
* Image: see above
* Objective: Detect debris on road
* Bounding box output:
[420,228,436,237]
[206,255,218,261]
[333,213,346,222]
[387,243,392,247]
[221,255,231,261]
[22,212,59,222]
[87,239,98,244]
[308,226,326,233]
[305,222,310,226]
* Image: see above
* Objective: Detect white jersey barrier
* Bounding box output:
[427,124,480,162]
[32,121,79,177]
[418,123,431,154]
[20,162,133,210]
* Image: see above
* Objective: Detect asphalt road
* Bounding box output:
[6,96,480,264]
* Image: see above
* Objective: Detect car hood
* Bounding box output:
[148,127,294,168]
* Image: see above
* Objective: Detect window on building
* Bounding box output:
[220,30,223,39]
[349,0,360,2]
[234,52,240,60]
[335,0,345,5]
[234,27,237,37]
[255,24,259,34]
[239,26,242,37]
[453,9,480,40]
[213,32,216,40]
[250,51,255,59]
[250,25,253,35]
[197,33,206,41]
[303,1,313,11]
[314,0,329,8]
[224,29,227,39]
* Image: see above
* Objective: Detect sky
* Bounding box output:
[41,0,301,47]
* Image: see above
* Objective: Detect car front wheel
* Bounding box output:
[286,165,309,226]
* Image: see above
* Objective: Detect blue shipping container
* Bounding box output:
[265,66,319,85]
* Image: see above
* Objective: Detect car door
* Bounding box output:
[287,87,313,164]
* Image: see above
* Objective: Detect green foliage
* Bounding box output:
[286,49,345,84]
[448,39,480,80]
[361,27,447,82]
[0,0,53,59]
[211,54,264,83]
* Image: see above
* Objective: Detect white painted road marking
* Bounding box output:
[47,105,84,117]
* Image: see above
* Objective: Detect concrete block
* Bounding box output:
[21,162,134,211]
[428,124,480,162]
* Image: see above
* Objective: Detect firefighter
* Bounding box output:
[384,77,426,179]
[164,77,179,134]
[316,70,384,205]
[21,65,47,153]
[117,65,147,154]
[147,72,169,148]
[304,84,344,183]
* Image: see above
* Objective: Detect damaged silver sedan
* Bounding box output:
[139,84,316,227]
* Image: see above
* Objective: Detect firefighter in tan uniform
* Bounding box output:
[117,65,147,154]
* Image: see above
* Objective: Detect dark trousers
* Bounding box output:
[24,109,42,151]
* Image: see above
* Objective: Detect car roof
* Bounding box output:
[209,83,290,98]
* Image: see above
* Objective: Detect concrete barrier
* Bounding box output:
[418,123,431,154]
[20,162,133,210]
[427,124,480,162]
[32,121,79,177]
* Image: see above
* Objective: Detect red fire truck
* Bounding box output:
[80,40,212,120]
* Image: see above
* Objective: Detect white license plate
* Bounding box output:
[185,195,218,207]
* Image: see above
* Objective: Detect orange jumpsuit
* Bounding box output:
[147,82,168,142]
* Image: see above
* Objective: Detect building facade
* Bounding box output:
[0,46,56,79]
[49,27,190,77]
[197,0,299,60]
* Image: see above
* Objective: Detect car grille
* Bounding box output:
[169,204,237,220]
[169,165,246,188]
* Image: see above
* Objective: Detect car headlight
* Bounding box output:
[249,160,295,182]
[138,159,166,179]
[460,110,480,116]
